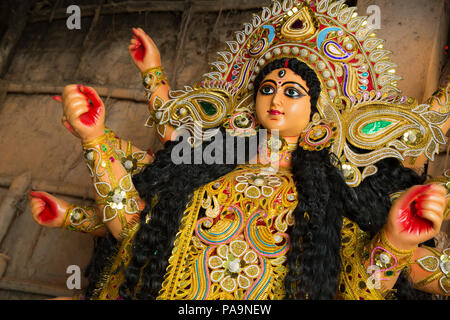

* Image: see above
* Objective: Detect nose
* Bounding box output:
[271,90,283,108]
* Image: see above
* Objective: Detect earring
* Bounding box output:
[299,119,338,151]
[222,111,259,137]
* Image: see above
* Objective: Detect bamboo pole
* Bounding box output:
[1,80,147,102]
[0,172,32,247]
[0,2,34,77]
[30,0,271,23]
[0,278,73,298]
[0,175,94,200]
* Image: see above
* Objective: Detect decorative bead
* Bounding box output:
[379,253,390,264]
[300,49,308,57]
[326,79,335,88]
[402,129,421,145]
[178,107,187,116]
[258,58,266,66]
[291,47,299,55]
[155,111,162,120]
[253,178,265,186]
[329,89,337,98]
[282,46,291,54]
[342,164,354,179]
[265,52,272,60]
[308,54,317,62]
[204,220,212,227]
[323,70,331,79]
[86,151,94,161]
[317,61,326,70]
[124,160,133,170]
[360,64,368,71]
[273,48,281,55]
[228,259,241,273]
[287,194,295,201]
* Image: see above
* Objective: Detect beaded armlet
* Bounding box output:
[82,132,140,229]
[414,246,450,295]
[364,229,415,291]
[62,204,104,233]
[142,66,168,99]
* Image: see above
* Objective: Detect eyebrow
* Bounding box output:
[260,79,309,95]
[260,79,277,87]
[282,81,309,94]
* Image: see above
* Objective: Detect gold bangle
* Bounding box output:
[142,66,168,96]
[82,134,108,149]
[380,229,416,257]
[61,205,75,230]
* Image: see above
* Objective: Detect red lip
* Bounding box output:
[268,110,283,115]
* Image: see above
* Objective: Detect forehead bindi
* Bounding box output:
[264,69,307,88]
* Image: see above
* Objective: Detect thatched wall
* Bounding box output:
[0,0,448,299]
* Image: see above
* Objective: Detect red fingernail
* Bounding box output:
[52,95,62,102]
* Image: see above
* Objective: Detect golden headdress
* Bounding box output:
[146,0,449,187]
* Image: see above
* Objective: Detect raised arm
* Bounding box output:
[29,191,106,237]
[59,84,145,239]
[364,183,448,296]
[128,27,177,144]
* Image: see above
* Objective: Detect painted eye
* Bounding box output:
[285,87,303,98]
[260,86,275,95]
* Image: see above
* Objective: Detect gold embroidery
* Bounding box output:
[93,165,388,300]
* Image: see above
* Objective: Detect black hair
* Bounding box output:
[83,58,430,300]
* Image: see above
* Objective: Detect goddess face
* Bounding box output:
[255,68,311,138]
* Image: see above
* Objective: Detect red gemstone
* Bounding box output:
[292,19,304,29]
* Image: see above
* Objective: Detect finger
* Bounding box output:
[130,38,139,46]
[65,98,91,118]
[418,210,443,230]
[53,95,62,102]
[62,84,82,100]
[78,85,103,108]
[137,27,155,46]
[62,119,80,137]
[415,201,445,218]
[77,85,104,127]
[30,197,45,218]
[415,194,447,208]
[29,191,57,223]
[396,184,434,210]
[425,183,447,197]
[131,29,146,62]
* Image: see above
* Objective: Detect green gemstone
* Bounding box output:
[101,144,108,152]
[361,120,392,134]
[386,270,394,276]
[199,101,217,116]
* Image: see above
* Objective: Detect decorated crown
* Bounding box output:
[145,0,449,187]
